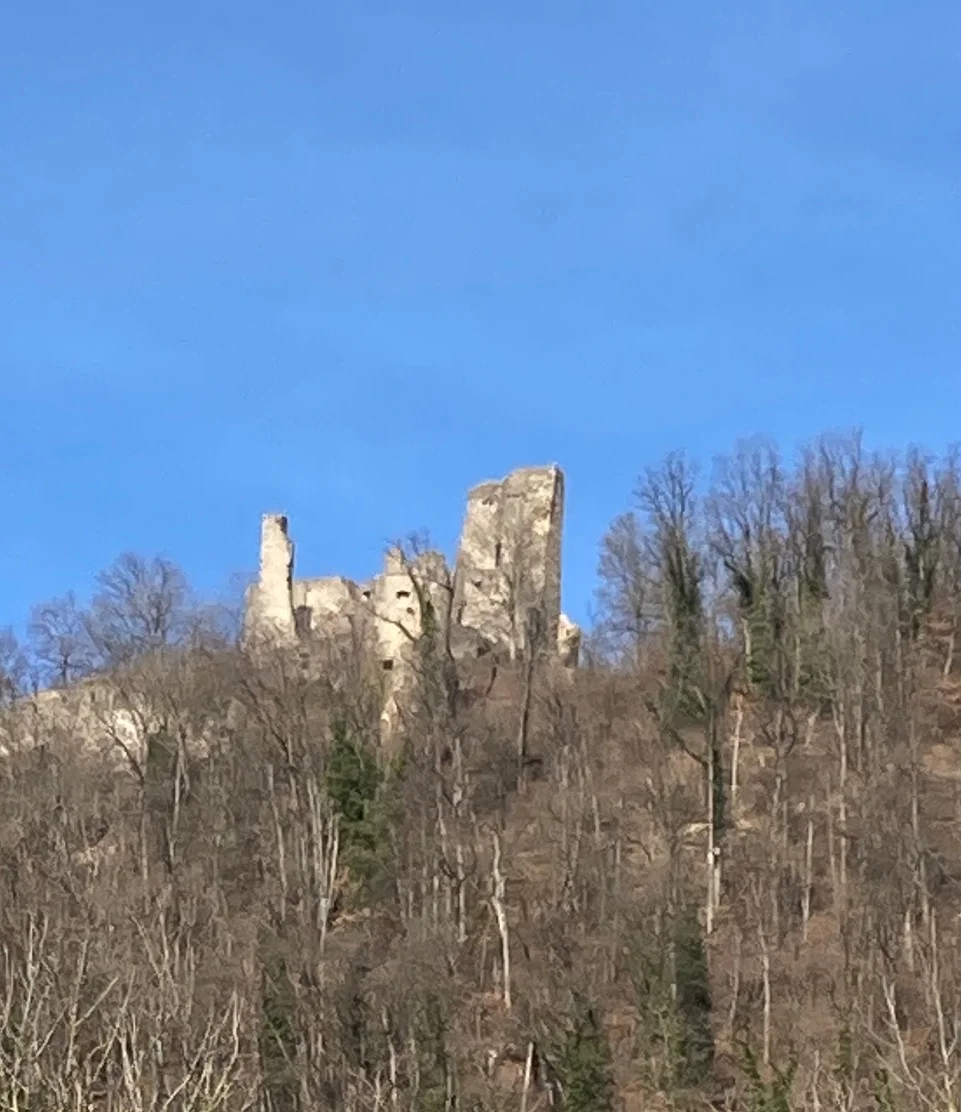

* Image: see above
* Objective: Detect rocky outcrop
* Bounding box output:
[557,613,582,668]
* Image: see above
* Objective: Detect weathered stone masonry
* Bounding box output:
[245,513,296,643]
[243,464,581,683]
[452,465,564,659]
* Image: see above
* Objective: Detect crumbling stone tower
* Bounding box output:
[244,513,296,644]
[452,465,564,658]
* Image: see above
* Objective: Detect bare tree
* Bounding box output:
[594,511,651,665]
[0,628,27,705]
[637,450,705,710]
[86,553,190,666]
[28,590,96,686]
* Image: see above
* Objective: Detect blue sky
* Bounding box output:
[2,0,961,632]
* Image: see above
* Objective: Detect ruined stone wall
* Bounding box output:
[243,464,578,677]
[292,576,362,639]
[246,527,453,686]
[453,465,564,657]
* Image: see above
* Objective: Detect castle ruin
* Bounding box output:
[243,464,581,679]
[0,466,581,767]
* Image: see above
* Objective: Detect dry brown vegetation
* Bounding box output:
[4,433,961,1111]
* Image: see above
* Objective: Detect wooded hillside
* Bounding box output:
[2,433,961,1112]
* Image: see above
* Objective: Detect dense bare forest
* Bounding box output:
[4,433,961,1111]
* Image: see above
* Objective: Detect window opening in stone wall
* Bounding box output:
[294,606,312,636]
[382,659,394,672]
[494,541,502,567]
[396,589,411,599]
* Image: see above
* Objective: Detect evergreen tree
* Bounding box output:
[554,999,614,1112]
[673,905,715,1085]
[412,993,452,1112]
[739,1042,795,1112]
[630,903,714,1094]
[325,719,384,892]
[259,931,299,1112]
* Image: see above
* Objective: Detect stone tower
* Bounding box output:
[244,513,296,644]
[452,465,564,658]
